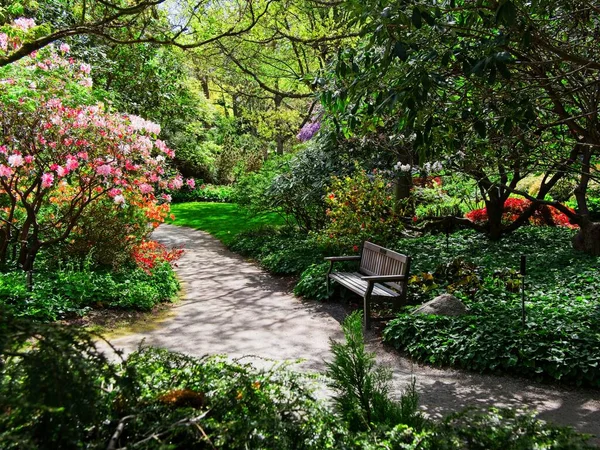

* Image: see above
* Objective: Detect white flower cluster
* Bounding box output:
[128,115,161,135]
[393,160,443,174]
[393,162,412,172]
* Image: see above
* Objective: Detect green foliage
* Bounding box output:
[327,312,426,432]
[170,182,234,203]
[0,262,179,321]
[53,197,151,270]
[114,349,342,450]
[0,315,115,449]
[321,168,402,245]
[234,153,293,214]
[231,228,325,275]
[168,202,287,246]
[294,263,332,301]
[430,408,593,450]
[236,145,350,232]
[383,227,600,387]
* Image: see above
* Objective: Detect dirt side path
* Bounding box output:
[105,224,600,441]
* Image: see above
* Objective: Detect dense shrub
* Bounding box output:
[0,44,189,272]
[230,227,325,275]
[0,315,342,449]
[235,145,352,232]
[171,182,234,203]
[321,168,403,244]
[327,312,426,432]
[54,197,152,269]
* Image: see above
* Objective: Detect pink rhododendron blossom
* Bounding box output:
[8,154,24,167]
[80,63,91,74]
[0,146,7,155]
[41,172,54,188]
[96,164,112,176]
[139,183,153,194]
[65,158,79,171]
[0,34,8,51]
[55,165,68,177]
[79,77,92,88]
[0,165,12,177]
[161,193,172,202]
[113,194,126,204]
[186,178,196,189]
[13,18,36,31]
[171,176,183,190]
[77,151,88,160]
[108,188,122,198]
[47,98,62,109]
[24,155,34,164]
[59,43,70,53]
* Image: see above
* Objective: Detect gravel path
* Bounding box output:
[105,224,600,442]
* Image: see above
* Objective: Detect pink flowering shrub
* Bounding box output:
[0,45,193,271]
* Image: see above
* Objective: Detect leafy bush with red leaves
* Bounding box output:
[466,197,575,228]
[131,240,184,273]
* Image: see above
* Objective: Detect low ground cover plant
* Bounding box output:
[383,227,600,387]
[0,261,179,321]
[0,311,593,449]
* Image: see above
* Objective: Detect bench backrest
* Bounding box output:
[359,241,411,291]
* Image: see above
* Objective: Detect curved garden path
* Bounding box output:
[106,224,600,442]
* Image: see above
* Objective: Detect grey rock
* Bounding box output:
[412,293,468,316]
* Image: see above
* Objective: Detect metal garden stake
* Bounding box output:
[520,255,526,327]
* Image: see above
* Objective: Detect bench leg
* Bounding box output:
[326,261,334,298]
[363,295,371,330]
[363,282,374,330]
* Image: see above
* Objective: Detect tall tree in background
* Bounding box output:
[190,0,358,155]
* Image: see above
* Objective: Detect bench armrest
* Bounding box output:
[361,275,407,282]
[324,256,361,262]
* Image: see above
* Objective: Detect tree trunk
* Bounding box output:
[394,172,412,214]
[485,197,504,240]
[274,92,284,155]
[200,76,210,99]
[572,218,600,255]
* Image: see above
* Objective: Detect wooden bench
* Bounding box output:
[325,242,411,329]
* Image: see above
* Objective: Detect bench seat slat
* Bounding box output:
[329,272,400,298]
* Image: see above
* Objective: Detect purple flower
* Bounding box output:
[297,121,321,142]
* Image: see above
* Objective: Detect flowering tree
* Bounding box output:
[0,44,192,271]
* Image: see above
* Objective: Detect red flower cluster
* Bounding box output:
[131,240,184,273]
[466,198,576,228]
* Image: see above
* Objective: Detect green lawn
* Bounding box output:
[167,202,286,245]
